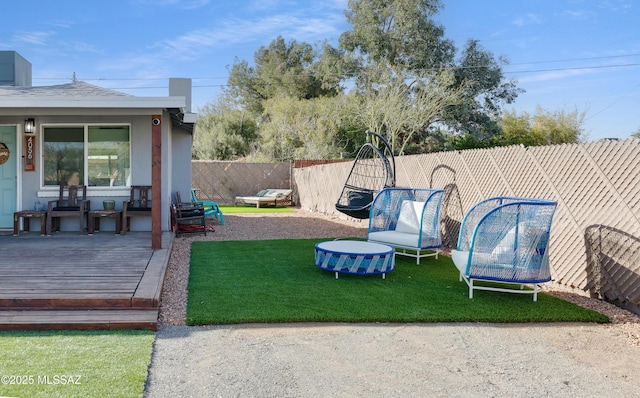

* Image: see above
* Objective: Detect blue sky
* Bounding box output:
[2,0,638,141]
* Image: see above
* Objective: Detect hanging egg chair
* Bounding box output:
[335,131,396,219]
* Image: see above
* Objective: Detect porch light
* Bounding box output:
[24,118,35,134]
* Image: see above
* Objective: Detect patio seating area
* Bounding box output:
[0,231,172,330]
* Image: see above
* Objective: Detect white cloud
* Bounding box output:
[247,0,296,12]
[517,67,596,84]
[512,13,543,27]
[134,0,210,9]
[69,42,103,54]
[152,10,347,60]
[13,31,55,46]
[598,0,633,12]
[560,9,597,19]
[44,19,73,29]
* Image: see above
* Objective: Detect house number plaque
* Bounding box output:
[24,135,35,172]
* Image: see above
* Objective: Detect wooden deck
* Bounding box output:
[0,231,173,331]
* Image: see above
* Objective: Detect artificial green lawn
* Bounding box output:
[0,330,154,398]
[218,205,296,214]
[187,239,609,325]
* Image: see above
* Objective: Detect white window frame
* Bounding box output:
[38,123,132,198]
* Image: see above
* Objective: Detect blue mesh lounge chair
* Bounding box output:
[367,188,445,264]
[451,197,557,301]
[191,189,224,225]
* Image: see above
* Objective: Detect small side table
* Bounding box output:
[13,210,47,236]
[314,240,395,279]
[88,210,122,234]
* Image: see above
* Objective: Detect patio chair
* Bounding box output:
[46,185,90,235]
[171,191,207,237]
[335,130,395,219]
[122,185,152,235]
[367,187,445,264]
[451,196,557,301]
[191,189,224,225]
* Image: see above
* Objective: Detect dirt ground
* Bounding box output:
[146,322,640,397]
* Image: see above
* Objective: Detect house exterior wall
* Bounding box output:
[170,124,195,205]
[0,110,187,232]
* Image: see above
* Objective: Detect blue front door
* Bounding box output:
[0,126,17,228]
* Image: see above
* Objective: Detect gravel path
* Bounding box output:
[145,210,640,397]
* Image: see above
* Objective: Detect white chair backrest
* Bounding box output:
[395,200,425,235]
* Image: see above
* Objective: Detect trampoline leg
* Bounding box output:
[335,272,339,279]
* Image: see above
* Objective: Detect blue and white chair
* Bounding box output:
[451,197,557,301]
[367,188,445,264]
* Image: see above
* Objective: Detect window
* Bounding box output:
[88,126,130,187]
[43,125,130,187]
[43,127,84,186]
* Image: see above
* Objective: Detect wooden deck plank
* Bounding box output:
[0,270,146,276]
[0,310,158,322]
[0,310,158,331]
[133,242,172,307]
[0,278,143,285]
[1,280,143,286]
[0,270,146,275]
[0,298,134,310]
[1,291,141,297]
[0,291,140,296]
[1,276,143,281]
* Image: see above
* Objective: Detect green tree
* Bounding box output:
[253,95,349,161]
[192,99,258,160]
[444,40,523,140]
[353,69,466,155]
[226,36,341,115]
[340,0,455,81]
[498,107,586,147]
[630,128,640,139]
[499,109,537,146]
[339,0,522,142]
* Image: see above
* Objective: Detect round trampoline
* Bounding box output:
[314,240,395,279]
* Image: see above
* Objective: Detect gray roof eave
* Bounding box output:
[0,96,186,109]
